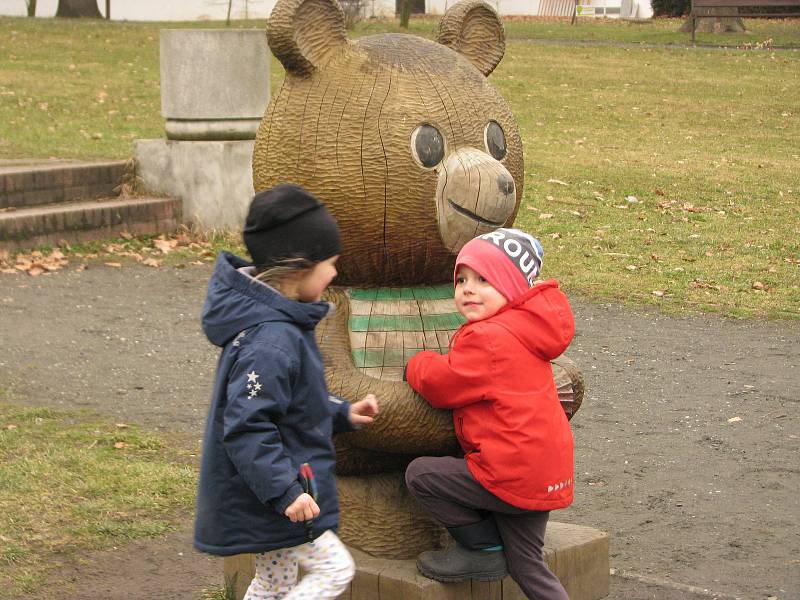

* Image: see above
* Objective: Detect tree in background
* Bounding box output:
[399,0,412,27]
[25,0,37,17]
[55,0,102,18]
[340,0,364,29]
[211,0,256,24]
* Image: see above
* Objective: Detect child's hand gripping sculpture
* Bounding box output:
[348,393,379,426]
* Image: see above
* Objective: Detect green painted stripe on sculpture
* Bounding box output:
[352,346,445,368]
[349,312,463,332]
[422,313,465,329]
[348,285,454,301]
[352,348,386,368]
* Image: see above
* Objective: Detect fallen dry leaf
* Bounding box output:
[727,416,742,423]
[652,290,665,297]
[142,258,161,268]
[153,238,178,254]
[104,262,122,268]
[538,213,554,220]
[113,441,129,449]
[547,179,568,186]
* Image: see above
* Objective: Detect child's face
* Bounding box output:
[296,255,339,302]
[454,265,508,322]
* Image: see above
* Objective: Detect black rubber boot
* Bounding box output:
[416,518,508,582]
[416,544,508,582]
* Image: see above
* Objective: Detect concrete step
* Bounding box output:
[0,159,129,210]
[0,195,182,251]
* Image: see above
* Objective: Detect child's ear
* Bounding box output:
[436,0,505,76]
[268,0,348,77]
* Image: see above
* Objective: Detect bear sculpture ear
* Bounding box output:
[436,0,506,77]
[267,0,348,76]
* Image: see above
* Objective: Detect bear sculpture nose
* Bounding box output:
[498,174,515,196]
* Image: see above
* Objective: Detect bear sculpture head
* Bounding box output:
[252,0,523,285]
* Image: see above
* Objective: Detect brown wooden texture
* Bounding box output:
[254,0,585,561]
[436,0,506,76]
[337,473,448,558]
[253,0,523,286]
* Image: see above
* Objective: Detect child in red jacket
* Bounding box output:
[405,228,574,600]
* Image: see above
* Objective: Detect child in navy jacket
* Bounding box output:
[194,184,378,600]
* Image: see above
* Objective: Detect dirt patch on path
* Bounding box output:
[1,261,798,600]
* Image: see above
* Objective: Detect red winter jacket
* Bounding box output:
[406,280,575,511]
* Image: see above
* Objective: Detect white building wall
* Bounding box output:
[0,0,276,20]
[364,0,396,18]
[0,0,651,19]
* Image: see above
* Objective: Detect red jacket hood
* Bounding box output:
[482,280,575,361]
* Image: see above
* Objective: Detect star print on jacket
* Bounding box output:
[246,371,261,398]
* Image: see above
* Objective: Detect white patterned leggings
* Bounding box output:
[243,530,355,600]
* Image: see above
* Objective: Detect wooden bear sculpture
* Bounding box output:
[253,0,584,558]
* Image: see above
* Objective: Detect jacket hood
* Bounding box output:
[201,252,330,347]
[490,280,575,360]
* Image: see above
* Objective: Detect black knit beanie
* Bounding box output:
[243,184,341,268]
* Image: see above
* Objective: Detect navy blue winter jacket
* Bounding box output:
[194,252,354,556]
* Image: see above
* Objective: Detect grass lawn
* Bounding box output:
[0,15,798,320]
[0,402,197,597]
[0,14,798,598]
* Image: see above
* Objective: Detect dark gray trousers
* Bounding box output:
[405,456,569,600]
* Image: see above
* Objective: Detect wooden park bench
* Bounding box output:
[690,0,800,42]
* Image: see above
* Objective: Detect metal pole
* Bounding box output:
[105,0,110,19]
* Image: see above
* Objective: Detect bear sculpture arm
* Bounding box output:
[316,289,584,474]
[317,288,459,458]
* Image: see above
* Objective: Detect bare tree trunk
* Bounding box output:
[105,0,110,19]
[680,7,747,33]
[399,0,412,28]
[26,0,37,16]
[55,0,102,18]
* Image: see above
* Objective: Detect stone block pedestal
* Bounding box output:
[223,522,609,600]
[160,29,270,141]
[134,138,254,231]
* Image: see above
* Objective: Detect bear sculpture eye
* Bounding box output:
[485,120,507,160]
[411,124,445,169]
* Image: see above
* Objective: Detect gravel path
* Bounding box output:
[1,260,797,600]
